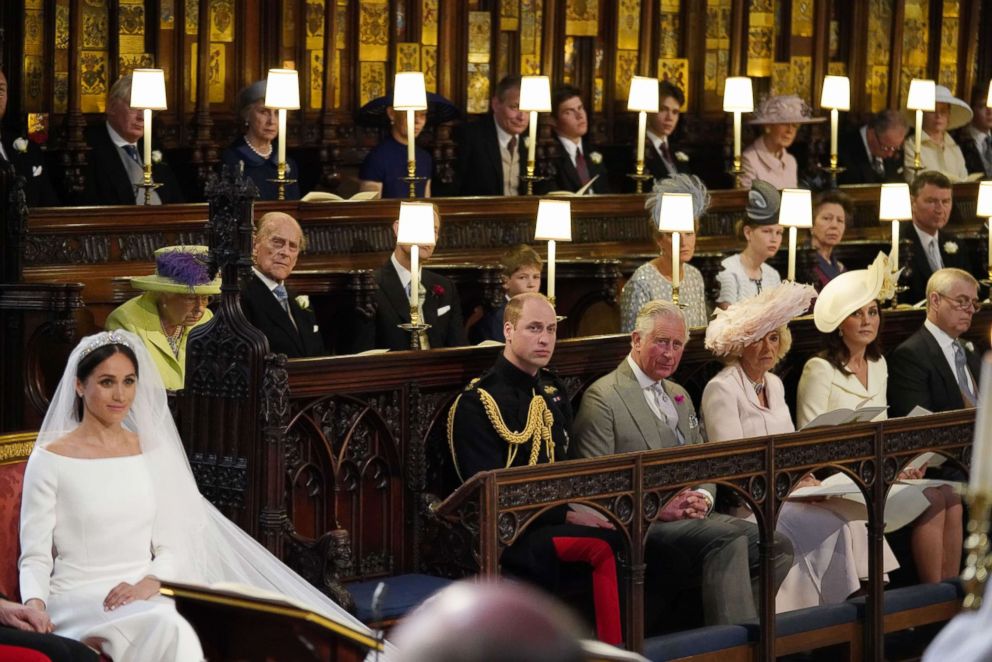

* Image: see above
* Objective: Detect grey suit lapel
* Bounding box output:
[613,361,677,451]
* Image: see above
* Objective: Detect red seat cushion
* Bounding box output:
[0,461,26,601]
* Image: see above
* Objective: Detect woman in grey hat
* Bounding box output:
[221,80,301,200]
[715,180,784,308]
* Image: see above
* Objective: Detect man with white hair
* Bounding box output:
[82,73,184,205]
[572,300,792,628]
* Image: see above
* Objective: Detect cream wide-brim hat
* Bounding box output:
[813,253,887,333]
[130,245,222,295]
[904,85,973,131]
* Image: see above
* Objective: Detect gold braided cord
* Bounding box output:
[447,392,468,483]
[475,387,555,467]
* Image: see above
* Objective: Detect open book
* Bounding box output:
[547,175,599,196]
[800,405,888,430]
[301,190,381,202]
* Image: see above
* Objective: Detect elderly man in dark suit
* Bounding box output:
[348,204,466,351]
[241,211,326,357]
[888,268,982,417]
[642,80,694,182]
[454,75,529,196]
[903,171,973,304]
[0,70,59,206]
[544,85,609,194]
[572,299,792,628]
[836,109,907,185]
[81,74,184,205]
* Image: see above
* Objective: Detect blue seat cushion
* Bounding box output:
[347,574,453,622]
[643,625,750,661]
[741,602,858,639]
[848,582,960,616]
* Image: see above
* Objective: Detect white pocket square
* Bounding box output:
[313,325,320,333]
[438,305,451,317]
[32,165,43,177]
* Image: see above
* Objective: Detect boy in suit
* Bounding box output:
[545,85,609,194]
[471,244,542,343]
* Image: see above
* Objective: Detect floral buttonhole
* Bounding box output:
[943,241,958,255]
[13,137,29,153]
[432,284,445,297]
[673,394,685,404]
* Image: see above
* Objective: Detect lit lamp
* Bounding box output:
[393,72,428,199]
[878,183,912,269]
[129,69,167,205]
[264,68,301,200]
[627,76,659,194]
[396,201,437,349]
[962,353,992,609]
[978,181,992,285]
[820,75,850,187]
[906,79,935,174]
[778,188,813,282]
[723,77,754,188]
[658,193,695,306]
[534,199,572,305]
[519,76,552,195]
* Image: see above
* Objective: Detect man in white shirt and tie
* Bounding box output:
[958,82,992,178]
[546,85,609,193]
[904,171,973,304]
[643,81,692,182]
[572,299,793,628]
[888,268,982,417]
[81,74,184,205]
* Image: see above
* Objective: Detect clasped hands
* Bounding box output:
[657,489,710,522]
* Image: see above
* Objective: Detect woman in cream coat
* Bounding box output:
[798,257,962,584]
[702,282,898,612]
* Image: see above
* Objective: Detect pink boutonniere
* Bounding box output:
[432,284,445,297]
[673,394,685,404]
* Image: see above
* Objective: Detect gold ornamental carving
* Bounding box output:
[617,0,640,51]
[566,0,598,37]
[306,1,325,51]
[791,0,813,38]
[309,50,323,110]
[359,61,387,107]
[659,10,681,59]
[120,54,155,77]
[80,51,109,113]
[746,0,774,79]
[939,1,960,93]
[659,58,689,109]
[867,0,893,112]
[467,63,491,114]
[500,0,519,32]
[396,43,421,72]
[468,12,492,64]
[423,0,439,45]
[704,0,731,93]
[423,46,438,93]
[211,0,235,42]
[359,2,390,61]
[185,0,198,34]
[161,0,175,28]
[615,50,638,99]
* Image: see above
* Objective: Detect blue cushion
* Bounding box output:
[347,574,453,622]
[848,582,960,616]
[643,625,750,661]
[741,602,858,638]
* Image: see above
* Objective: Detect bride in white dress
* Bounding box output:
[19,330,380,661]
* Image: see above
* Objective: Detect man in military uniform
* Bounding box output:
[448,292,623,645]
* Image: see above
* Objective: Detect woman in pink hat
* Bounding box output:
[740,95,825,190]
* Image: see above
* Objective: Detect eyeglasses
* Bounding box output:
[180,295,214,306]
[871,128,901,154]
[936,293,982,312]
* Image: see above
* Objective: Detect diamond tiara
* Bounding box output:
[78,331,134,359]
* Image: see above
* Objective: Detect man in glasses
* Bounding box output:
[836,109,907,185]
[888,268,982,417]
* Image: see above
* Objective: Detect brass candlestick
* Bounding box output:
[267,161,297,201]
[961,491,992,609]
[135,162,162,205]
[626,162,653,193]
[399,305,431,350]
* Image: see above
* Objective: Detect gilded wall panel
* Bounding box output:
[309,50,323,110]
[56,2,70,49]
[25,0,42,8]
[566,0,598,37]
[659,9,681,59]
[210,0,235,42]
[467,63,491,114]
[520,0,543,74]
[867,0,894,112]
[80,51,109,113]
[82,1,108,49]
[423,0,439,45]
[901,0,928,69]
[55,0,69,113]
[185,0,198,34]
[468,11,492,64]
[615,50,639,99]
[337,0,348,49]
[704,0,731,93]
[161,0,175,28]
[791,0,813,38]
[617,0,640,51]
[396,43,421,71]
[23,56,44,112]
[563,37,576,83]
[500,0,519,31]
[790,56,812,100]
[828,62,847,77]
[189,43,227,105]
[282,0,295,48]
[24,9,44,56]
[306,1,326,51]
[359,61,387,107]
[119,0,146,55]
[771,62,792,96]
[659,58,689,109]
[594,45,604,112]
[423,46,438,92]
[746,0,774,78]
[120,54,155,76]
[359,2,390,61]
[939,2,959,94]
[54,73,69,113]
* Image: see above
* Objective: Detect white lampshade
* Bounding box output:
[722,77,754,112]
[879,183,913,220]
[392,72,427,110]
[534,199,572,241]
[907,79,936,111]
[820,75,850,111]
[658,193,695,232]
[396,202,437,246]
[627,76,660,112]
[130,69,167,110]
[778,189,813,228]
[264,69,301,110]
[519,76,552,112]
[977,181,992,217]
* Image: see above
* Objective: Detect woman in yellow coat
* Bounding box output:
[106,245,220,390]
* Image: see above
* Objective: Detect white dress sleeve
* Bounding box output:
[18,451,57,605]
[716,261,739,306]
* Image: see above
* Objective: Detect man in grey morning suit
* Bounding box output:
[571,299,793,627]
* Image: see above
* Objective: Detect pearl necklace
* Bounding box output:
[161,320,184,357]
[244,137,273,159]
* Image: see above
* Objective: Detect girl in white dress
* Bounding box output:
[715,180,783,308]
[20,331,381,661]
[799,256,963,584]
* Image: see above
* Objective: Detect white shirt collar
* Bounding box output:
[390,252,419,289]
[557,135,581,161]
[494,122,517,153]
[912,222,940,245]
[924,318,957,350]
[627,354,659,390]
[252,267,282,291]
[106,122,136,149]
[646,130,666,154]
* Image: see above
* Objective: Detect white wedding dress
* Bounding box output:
[20,447,203,662]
